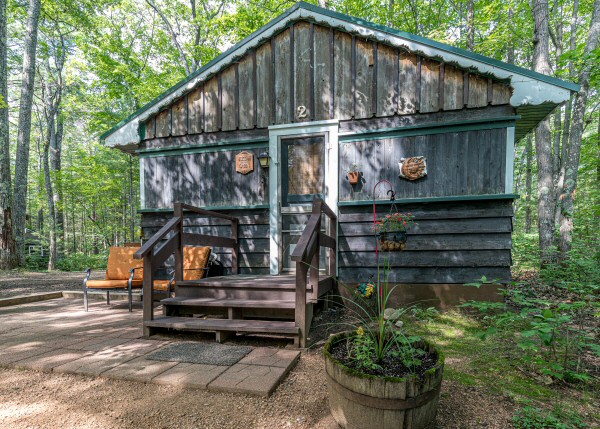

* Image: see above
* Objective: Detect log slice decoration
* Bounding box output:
[399,156,427,181]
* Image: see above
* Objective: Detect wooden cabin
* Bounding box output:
[101,3,577,346]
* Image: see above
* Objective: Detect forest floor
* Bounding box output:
[0,271,597,428]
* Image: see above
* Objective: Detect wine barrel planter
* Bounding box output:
[324,332,444,429]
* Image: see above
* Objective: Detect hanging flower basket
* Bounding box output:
[378,231,407,252]
[373,212,415,252]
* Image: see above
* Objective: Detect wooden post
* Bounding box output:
[142,252,154,337]
[173,203,184,283]
[295,261,308,348]
[231,219,239,274]
[328,214,337,276]
[310,217,320,301]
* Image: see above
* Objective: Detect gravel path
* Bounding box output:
[0,353,513,429]
[0,270,104,298]
[0,271,515,428]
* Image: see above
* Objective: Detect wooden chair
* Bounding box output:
[153,246,212,298]
[83,246,144,312]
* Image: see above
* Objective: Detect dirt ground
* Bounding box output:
[0,271,515,428]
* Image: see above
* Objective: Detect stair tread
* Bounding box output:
[144,316,299,335]
[177,274,332,289]
[162,297,295,309]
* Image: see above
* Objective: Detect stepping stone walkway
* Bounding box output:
[0,299,300,397]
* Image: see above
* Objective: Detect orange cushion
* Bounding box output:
[183,246,211,281]
[86,279,143,289]
[153,280,171,291]
[106,247,144,280]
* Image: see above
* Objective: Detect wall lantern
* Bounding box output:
[258,151,271,168]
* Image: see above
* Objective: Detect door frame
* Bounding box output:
[268,120,339,275]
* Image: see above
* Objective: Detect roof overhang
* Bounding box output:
[101,1,579,150]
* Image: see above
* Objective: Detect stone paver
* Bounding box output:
[239,347,300,368]
[64,336,132,352]
[208,364,290,397]
[102,356,179,382]
[0,345,56,366]
[12,349,93,371]
[53,351,141,376]
[152,363,228,388]
[1,299,301,396]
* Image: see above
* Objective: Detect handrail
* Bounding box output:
[292,197,337,347]
[134,216,181,259]
[139,201,240,333]
[291,197,337,265]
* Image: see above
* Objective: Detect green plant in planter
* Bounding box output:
[373,212,416,252]
[323,257,444,429]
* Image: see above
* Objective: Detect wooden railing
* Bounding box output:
[134,202,239,326]
[291,197,337,347]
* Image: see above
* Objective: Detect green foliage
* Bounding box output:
[512,405,587,429]
[56,252,108,271]
[463,277,600,385]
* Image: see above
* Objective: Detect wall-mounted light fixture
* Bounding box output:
[258,151,270,168]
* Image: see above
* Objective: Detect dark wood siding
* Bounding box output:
[143,147,268,209]
[141,209,270,275]
[339,127,507,201]
[140,22,513,141]
[338,200,513,284]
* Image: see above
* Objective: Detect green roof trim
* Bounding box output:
[339,194,519,206]
[101,1,579,142]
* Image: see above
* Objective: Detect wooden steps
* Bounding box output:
[144,316,299,342]
[162,297,296,309]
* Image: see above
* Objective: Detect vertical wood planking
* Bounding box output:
[294,22,311,121]
[333,31,353,119]
[419,59,440,113]
[314,25,332,120]
[354,38,374,119]
[256,43,273,127]
[376,44,397,117]
[187,87,203,134]
[443,65,464,110]
[488,128,504,193]
[238,55,256,129]
[171,98,187,136]
[204,76,219,132]
[274,28,292,124]
[398,52,418,114]
[492,82,512,105]
[221,66,238,131]
[155,109,170,138]
[145,118,155,140]
[467,74,488,108]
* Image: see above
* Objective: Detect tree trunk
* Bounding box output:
[467,0,475,50]
[555,0,579,225]
[0,0,16,269]
[43,137,57,270]
[558,0,600,257]
[525,135,533,233]
[533,0,556,265]
[13,0,41,266]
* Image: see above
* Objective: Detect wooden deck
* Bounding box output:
[136,200,338,347]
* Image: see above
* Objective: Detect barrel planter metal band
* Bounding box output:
[327,372,442,411]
